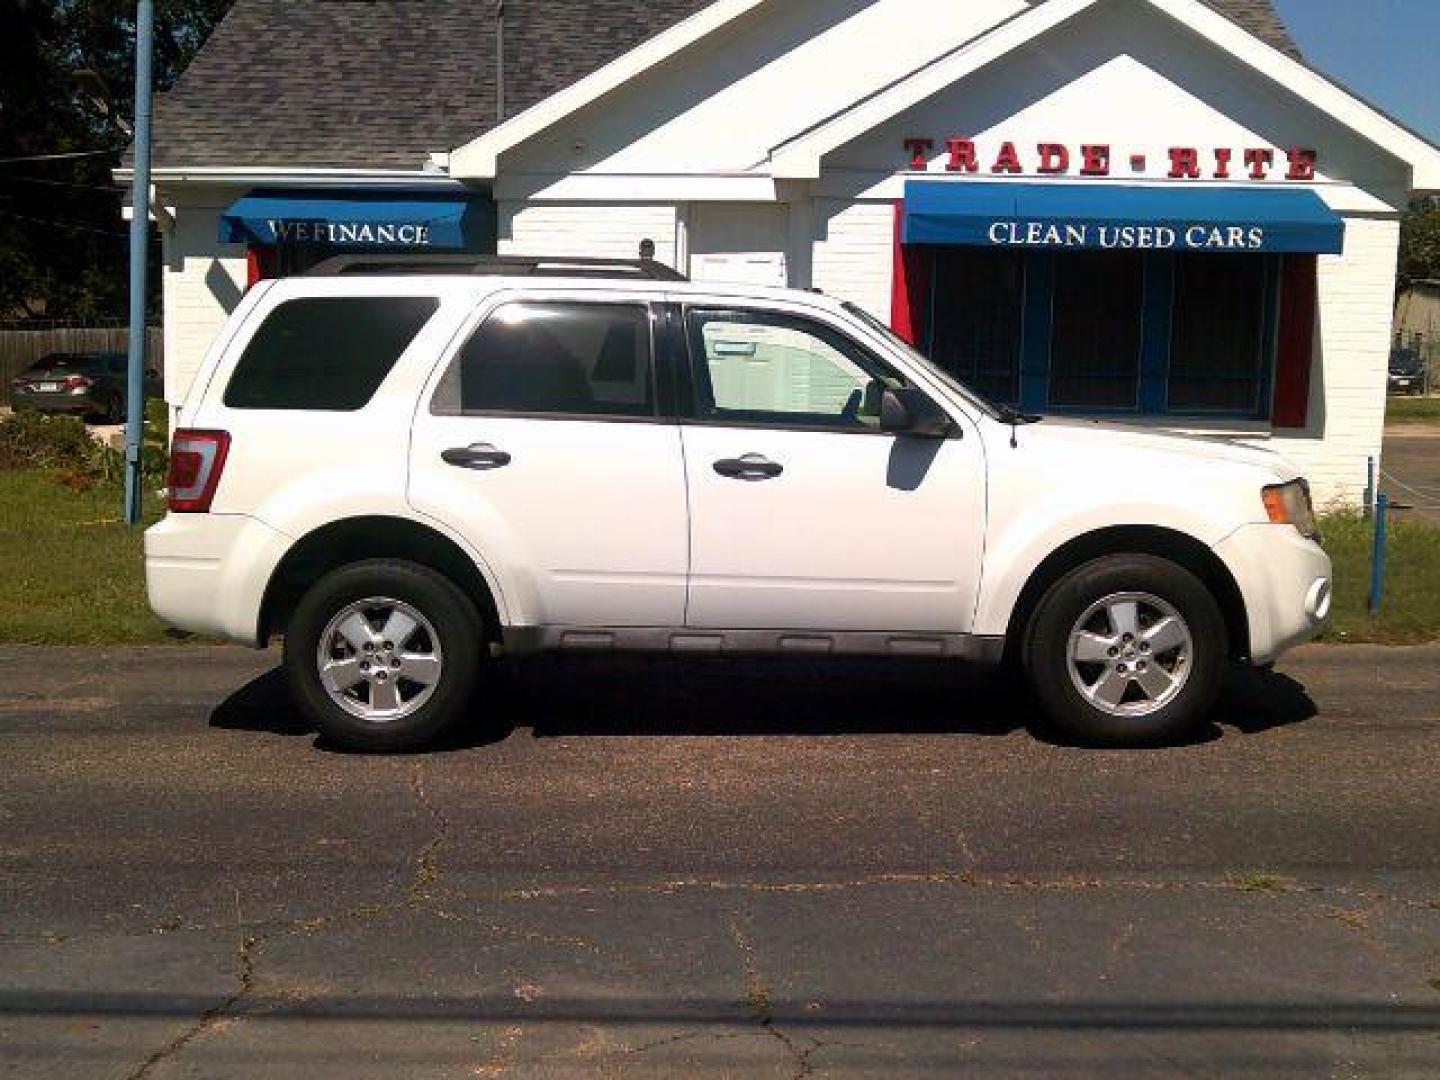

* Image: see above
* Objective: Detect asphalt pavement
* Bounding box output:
[1,645,1438,1078]
[1382,426,1440,524]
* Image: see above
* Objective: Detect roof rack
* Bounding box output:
[304,253,689,282]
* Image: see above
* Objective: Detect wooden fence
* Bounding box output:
[0,323,162,384]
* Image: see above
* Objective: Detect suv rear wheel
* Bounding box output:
[283,559,484,751]
[1023,554,1226,746]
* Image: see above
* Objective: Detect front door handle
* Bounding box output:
[442,443,512,471]
[713,454,783,481]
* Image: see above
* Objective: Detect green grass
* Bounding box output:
[1233,871,1286,893]
[1386,395,1440,425]
[1320,510,1440,645]
[0,471,173,645]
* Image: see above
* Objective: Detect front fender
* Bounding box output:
[972,503,1235,638]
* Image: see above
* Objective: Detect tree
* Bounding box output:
[0,0,233,321]
[1398,197,1440,291]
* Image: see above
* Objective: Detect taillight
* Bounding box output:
[167,429,231,513]
[63,374,92,391]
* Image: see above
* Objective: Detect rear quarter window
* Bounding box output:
[223,296,439,411]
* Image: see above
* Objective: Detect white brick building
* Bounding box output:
[127,0,1440,507]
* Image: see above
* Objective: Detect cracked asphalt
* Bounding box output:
[1,644,1439,1077]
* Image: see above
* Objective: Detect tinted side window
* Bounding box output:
[686,309,908,430]
[438,302,654,418]
[224,296,438,411]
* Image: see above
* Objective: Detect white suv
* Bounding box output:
[147,258,1332,750]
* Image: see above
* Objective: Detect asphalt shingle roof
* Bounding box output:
[151,0,1300,171]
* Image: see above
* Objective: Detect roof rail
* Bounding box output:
[304,253,689,282]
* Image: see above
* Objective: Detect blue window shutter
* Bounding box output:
[1139,254,1175,414]
[1019,252,1053,411]
[1256,256,1282,420]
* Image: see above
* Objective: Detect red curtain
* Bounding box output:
[245,246,278,289]
[1271,254,1318,429]
[891,202,932,346]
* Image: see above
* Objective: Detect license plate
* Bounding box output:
[35,381,60,392]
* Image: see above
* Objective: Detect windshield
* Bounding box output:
[31,353,105,373]
[841,302,1005,420]
[1391,351,1423,375]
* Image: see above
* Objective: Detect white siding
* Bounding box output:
[495,0,1024,177]
[811,200,894,321]
[688,203,790,287]
[162,207,246,406]
[1254,216,1399,509]
[498,202,677,265]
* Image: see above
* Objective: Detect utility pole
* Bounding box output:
[495,1,506,123]
[124,0,154,525]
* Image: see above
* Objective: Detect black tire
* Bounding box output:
[283,559,485,752]
[83,395,118,425]
[106,393,125,424]
[1023,554,1227,747]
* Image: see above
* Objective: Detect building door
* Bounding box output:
[687,204,790,287]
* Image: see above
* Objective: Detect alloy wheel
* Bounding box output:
[315,597,443,722]
[1066,592,1194,717]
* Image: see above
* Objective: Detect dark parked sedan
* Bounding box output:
[1388,348,1427,396]
[8,352,160,423]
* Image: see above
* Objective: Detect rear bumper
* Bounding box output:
[9,391,104,414]
[1214,524,1333,665]
[145,513,293,646]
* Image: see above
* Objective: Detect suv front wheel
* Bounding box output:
[283,559,484,751]
[1023,554,1227,746]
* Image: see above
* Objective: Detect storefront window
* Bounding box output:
[928,249,1023,405]
[1168,253,1270,413]
[910,247,1277,421]
[1049,251,1144,410]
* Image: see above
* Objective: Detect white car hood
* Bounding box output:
[1007,417,1297,479]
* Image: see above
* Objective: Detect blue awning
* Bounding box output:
[902,181,1344,254]
[219,188,495,250]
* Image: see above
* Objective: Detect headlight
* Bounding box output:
[1262,479,1319,540]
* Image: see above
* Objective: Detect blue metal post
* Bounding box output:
[1368,492,1389,613]
[123,0,155,526]
[1363,456,1375,520]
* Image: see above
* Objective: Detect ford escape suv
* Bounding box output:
[146,256,1332,751]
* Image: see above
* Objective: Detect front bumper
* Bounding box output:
[145,513,293,646]
[1214,524,1333,665]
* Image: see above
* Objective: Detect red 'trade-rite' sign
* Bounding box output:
[902,139,1319,181]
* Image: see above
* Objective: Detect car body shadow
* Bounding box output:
[209,656,1319,754]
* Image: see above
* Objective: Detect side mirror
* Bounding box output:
[880,387,954,438]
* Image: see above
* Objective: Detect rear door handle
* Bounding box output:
[713,454,783,481]
[442,443,512,471]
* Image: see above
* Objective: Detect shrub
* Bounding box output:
[0,409,168,488]
[0,411,96,471]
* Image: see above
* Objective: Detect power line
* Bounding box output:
[1380,468,1440,505]
[0,209,129,238]
[0,175,123,193]
[0,149,121,166]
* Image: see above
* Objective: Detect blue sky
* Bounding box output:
[1273,0,1440,142]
